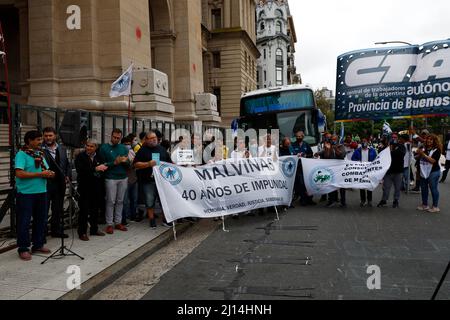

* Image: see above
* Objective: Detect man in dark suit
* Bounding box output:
[75,140,107,241]
[42,127,71,238]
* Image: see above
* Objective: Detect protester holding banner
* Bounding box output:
[134,131,173,229]
[440,133,450,184]
[258,134,278,159]
[280,137,294,156]
[292,131,315,206]
[352,138,378,207]
[315,134,347,208]
[417,134,442,213]
[377,133,406,209]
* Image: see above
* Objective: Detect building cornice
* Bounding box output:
[211,28,261,58]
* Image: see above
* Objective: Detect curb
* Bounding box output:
[59,222,192,300]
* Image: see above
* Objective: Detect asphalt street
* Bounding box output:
[142,182,450,300]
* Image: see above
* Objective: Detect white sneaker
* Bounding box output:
[427,207,441,213]
[417,205,430,211]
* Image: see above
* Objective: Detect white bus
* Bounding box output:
[238,85,326,150]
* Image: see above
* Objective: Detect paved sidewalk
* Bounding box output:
[0,220,177,300]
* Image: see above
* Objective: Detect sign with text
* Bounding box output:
[336,40,450,121]
[154,157,299,223]
[302,148,392,195]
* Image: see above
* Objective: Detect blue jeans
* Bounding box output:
[16,193,48,253]
[421,170,441,207]
[122,181,138,221]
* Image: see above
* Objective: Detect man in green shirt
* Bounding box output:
[99,129,130,234]
[15,131,55,261]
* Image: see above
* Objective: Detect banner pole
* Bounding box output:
[222,216,229,233]
[274,206,280,221]
[406,119,414,194]
[172,220,177,241]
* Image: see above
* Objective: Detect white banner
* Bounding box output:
[302,148,392,195]
[154,157,299,223]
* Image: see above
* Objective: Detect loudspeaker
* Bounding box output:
[59,110,89,148]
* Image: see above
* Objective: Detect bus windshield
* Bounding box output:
[239,110,319,146]
[241,89,315,115]
[239,88,319,146]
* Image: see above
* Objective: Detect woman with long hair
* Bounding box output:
[417,134,443,213]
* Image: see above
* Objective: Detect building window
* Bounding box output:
[276,21,282,33]
[276,48,283,66]
[257,70,260,83]
[263,49,266,59]
[275,9,283,18]
[276,66,283,86]
[213,52,221,68]
[212,8,222,29]
[260,22,265,31]
[264,70,267,82]
[213,87,221,115]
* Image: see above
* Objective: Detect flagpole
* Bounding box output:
[128,94,131,134]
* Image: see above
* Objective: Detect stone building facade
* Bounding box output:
[0,0,259,128]
[255,0,299,89]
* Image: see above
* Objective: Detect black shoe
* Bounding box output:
[360,202,366,208]
[339,203,347,208]
[393,200,399,209]
[149,219,157,229]
[51,233,69,239]
[377,201,387,208]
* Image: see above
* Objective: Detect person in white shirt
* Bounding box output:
[231,139,251,160]
[440,133,450,183]
[258,134,278,159]
[399,134,414,191]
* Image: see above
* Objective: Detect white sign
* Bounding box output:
[154,157,299,223]
[176,149,195,166]
[302,148,392,195]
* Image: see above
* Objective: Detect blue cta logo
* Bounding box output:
[159,164,183,186]
[281,157,297,178]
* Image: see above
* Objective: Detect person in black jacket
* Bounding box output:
[377,133,406,209]
[440,132,450,183]
[74,140,108,241]
[42,127,72,238]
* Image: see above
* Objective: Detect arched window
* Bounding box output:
[259,10,266,20]
[276,21,282,33]
[276,48,283,65]
[275,9,283,18]
[276,48,283,86]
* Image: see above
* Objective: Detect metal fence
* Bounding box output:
[0,104,225,237]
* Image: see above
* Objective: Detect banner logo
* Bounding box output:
[309,167,334,191]
[281,157,297,178]
[159,164,183,186]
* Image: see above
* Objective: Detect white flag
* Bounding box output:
[109,64,133,98]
